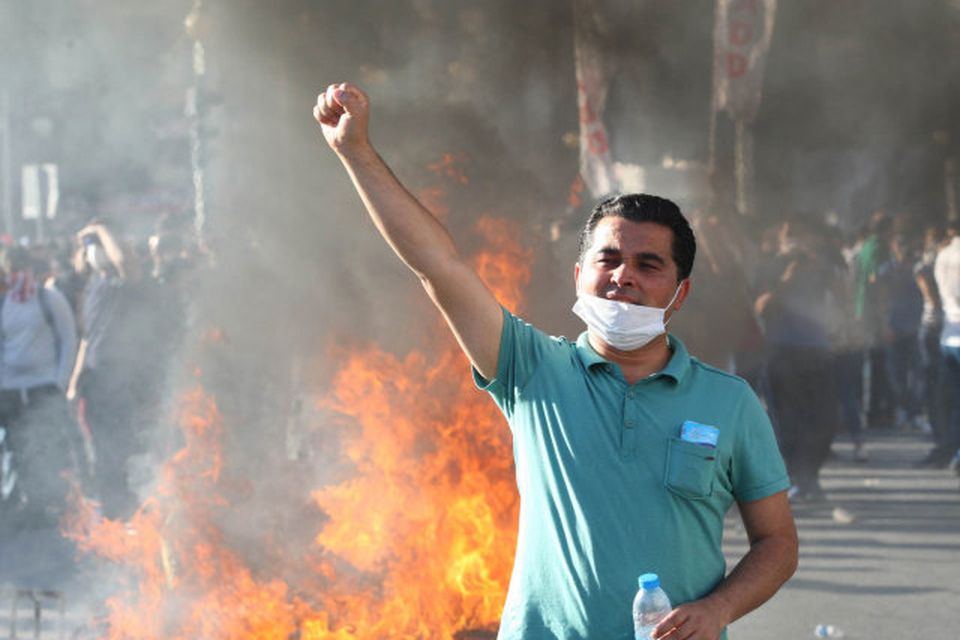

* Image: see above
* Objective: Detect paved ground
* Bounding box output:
[2,430,958,639]
[727,430,960,640]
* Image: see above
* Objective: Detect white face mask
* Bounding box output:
[572,284,682,351]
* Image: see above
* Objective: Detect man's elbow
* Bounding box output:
[786,538,799,580]
[780,528,800,582]
[753,525,799,586]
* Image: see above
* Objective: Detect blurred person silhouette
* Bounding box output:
[854,212,895,428]
[835,227,869,461]
[915,224,949,467]
[745,221,794,414]
[933,220,960,472]
[148,215,194,286]
[48,242,86,315]
[877,233,925,430]
[0,245,78,528]
[136,219,193,443]
[144,221,192,365]
[755,216,846,501]
[66,222,137,518]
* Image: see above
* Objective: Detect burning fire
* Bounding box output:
[67,157,532,637]
[311,214,530,636]
[66,389,305,639]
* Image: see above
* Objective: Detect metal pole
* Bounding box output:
[1,90,13,237]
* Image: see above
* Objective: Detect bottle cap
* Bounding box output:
[638,573,660,589]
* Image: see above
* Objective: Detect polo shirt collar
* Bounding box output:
[575,332,692,383]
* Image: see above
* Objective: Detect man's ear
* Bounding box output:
[574,262,581,292]
[671,278,692,312]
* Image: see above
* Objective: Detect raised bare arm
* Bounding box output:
[314,83,503,379]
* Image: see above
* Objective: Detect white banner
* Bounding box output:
[712,0,777,123]
[21,163,59,220]
[21,165,39,220]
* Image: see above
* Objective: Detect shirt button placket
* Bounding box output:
[621,386,640,461]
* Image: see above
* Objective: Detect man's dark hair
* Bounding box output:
[577,193,696,281]
[868,213,892,238]
[0,246,33,274]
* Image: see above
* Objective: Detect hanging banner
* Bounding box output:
[712,0,777,123]
[573,0,616,198]
[21,163,59,220]
[21,164,40,220]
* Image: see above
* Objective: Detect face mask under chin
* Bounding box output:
[572,284,681,351]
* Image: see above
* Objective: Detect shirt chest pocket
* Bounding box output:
[664,437,718,500]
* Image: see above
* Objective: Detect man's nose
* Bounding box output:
[610,263,637,287]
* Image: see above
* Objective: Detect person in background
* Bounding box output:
[735,220,782,410]
[148,215,194,285]
[136,219,193,454]
[0,245,78,527]
[755,216,846,501]
[933,221,960,473]
[66,222,135,518]
[837,228,869,461]
[854,213,895,429]
[915,225,948,467]
[48,243,86,315]
[878,233,925,431]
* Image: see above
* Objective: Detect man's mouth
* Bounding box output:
[604,291,641,304]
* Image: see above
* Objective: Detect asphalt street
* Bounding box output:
[1,430,957,639]
[727,430,960,640]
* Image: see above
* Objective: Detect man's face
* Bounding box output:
[574,216,688,313]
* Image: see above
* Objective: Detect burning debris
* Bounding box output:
[4,1,958,638]
[62,216,530,638]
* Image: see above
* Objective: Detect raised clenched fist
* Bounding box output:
[313,82,370,154]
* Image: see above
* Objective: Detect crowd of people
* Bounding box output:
[0,215,192,530]
[746,211,960,502]
[1,195,957,532]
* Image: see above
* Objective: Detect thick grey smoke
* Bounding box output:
[2,0,959,634]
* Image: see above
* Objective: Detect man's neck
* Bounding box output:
[587,332,672,384]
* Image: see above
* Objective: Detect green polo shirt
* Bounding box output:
[475,309,789,640]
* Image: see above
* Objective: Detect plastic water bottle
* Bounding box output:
[633,572,671,640]
[814,624,845,638]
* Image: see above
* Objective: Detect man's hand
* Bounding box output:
[652,596,731,640]
[313,82,370,155]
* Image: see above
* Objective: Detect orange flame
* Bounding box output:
[66,389,315,639]
[68,158,532,638]
[428,153,470,186]
[309,216,529,636]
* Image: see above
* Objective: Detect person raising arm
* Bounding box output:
[315,82,797,640]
